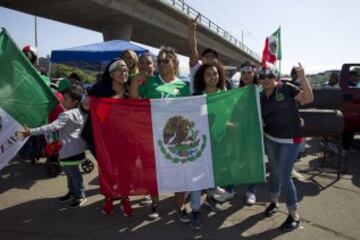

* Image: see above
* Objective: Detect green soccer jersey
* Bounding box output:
[139,75,190,99]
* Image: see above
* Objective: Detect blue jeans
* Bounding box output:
[62,165,85,199]
[264,137,300,211]
[190,190,201,210]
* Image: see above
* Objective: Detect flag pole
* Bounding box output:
[279,59,282,77]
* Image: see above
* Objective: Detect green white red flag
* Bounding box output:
[0,29,58,170]
[91,85,266,196]
[261,27,282,67]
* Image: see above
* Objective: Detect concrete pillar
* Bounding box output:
[102,23,133,41]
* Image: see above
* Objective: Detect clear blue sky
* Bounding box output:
[1,0,359,74]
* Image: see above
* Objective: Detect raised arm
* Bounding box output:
[188,14,200,66]
[293,63,314,105]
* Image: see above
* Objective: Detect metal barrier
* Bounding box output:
[162,0,260,61]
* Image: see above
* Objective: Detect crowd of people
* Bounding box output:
[16,17,316,232]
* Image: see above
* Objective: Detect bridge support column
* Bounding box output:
[102,23,133,41]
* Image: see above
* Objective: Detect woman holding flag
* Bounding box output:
[259,64,313,231]
[82,59,134,216]
[130,46,203,229]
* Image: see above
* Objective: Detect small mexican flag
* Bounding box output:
[261,27,282,67]
[91,85,265,196]
[0,29,58,170]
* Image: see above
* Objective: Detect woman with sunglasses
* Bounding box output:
[259,64,313,231]
[130,47,192,223]
[81,59,134,216]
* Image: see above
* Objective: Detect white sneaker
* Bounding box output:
[213,191,235,203]
[245,191,256,205]
[215,187,226,195]
[207,186,226,196]
[291,169,306,181]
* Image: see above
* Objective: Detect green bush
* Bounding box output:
[51,64,96,83]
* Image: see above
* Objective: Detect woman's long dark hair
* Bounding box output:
[102,58,122,82]
[193,63,226,94]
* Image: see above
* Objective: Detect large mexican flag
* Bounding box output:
[91,85,265,196]
[0,29,58,170]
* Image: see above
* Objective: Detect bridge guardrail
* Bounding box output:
[162,0,260,61]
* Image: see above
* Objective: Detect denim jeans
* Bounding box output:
[264,137,300,211]
[190,190,202,210]
[62,165,85,199]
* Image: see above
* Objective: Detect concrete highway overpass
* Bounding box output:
[0,0,260,66]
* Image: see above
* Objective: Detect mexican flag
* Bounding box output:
[0,29,58,170]
[261,27,282,67]
[91,85,265,196]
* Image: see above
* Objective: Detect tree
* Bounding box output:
[51,64,96,83]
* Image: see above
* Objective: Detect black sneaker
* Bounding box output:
[204,196,222,212]
[148,205,160,219]
[178,208,191,223]
[280,215,301,231]
[265,202,278,217]
[69,197,87,208]
[190,211,203,230]
[58,192,73,203]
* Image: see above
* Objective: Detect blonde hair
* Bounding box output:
[120,49,139,75]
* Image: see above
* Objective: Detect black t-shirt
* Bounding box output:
[260,83,301,139]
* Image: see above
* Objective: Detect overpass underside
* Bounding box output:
[0,0,260,66]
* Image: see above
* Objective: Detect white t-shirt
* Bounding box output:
[189,61,202,93]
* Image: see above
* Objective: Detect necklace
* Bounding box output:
[113,86,126,98]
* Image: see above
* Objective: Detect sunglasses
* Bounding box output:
[157,59,171,65]
[259,74,276,80]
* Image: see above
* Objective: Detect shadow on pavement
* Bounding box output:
[0,157,51,195]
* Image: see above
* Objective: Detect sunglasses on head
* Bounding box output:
[259,74,276,80]
[157,59,171,65]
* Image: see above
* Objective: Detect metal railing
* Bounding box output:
[162,0,260,61]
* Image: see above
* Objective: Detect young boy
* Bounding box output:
[17,87,89,208]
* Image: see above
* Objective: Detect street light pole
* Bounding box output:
[34,16,38,48]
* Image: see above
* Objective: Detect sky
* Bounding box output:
[0,0,359,74]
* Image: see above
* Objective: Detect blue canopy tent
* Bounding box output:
[50,40,149,71]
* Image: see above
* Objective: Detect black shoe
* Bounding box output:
[190,211,203,230]
[69,197,87,208]
[58,192,73,202]
[178,208,191,223]
[280,215,300,231]
[265,202,278,217]
[148,205,160,219]
[204,196,222,212]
